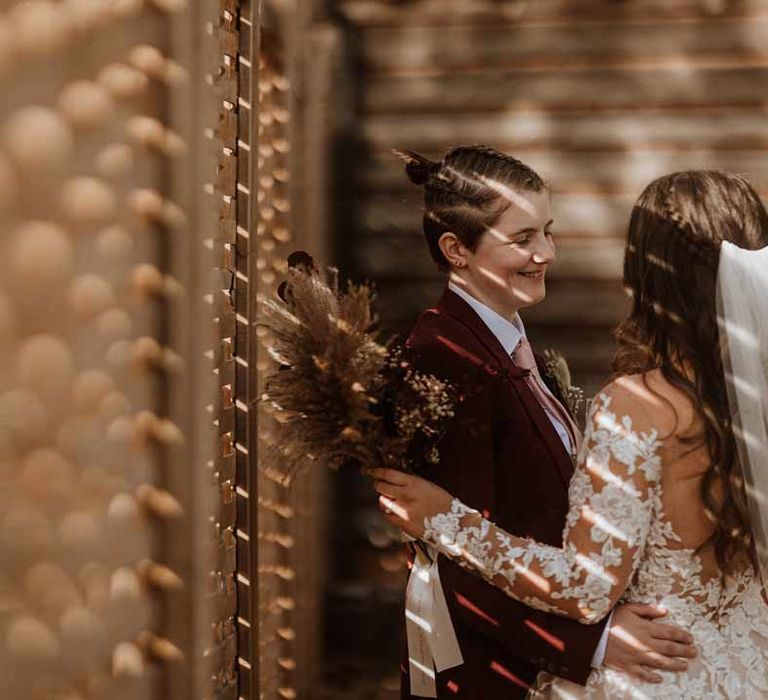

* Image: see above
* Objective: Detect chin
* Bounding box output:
[516,284,546,309]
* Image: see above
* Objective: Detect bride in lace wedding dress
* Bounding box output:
[373,171,768,699]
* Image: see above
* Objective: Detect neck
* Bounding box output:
[449,273,520,323]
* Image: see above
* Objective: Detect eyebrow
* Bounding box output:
[510,219,554,237]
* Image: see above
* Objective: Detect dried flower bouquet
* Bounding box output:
[259,252,456,485]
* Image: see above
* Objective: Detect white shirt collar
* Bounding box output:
[447,281,525,355]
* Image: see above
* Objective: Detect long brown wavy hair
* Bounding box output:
[613,171,768,575]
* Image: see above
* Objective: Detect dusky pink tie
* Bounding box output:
[512,337,582,456]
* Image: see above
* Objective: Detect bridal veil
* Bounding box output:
[718,242,768,582]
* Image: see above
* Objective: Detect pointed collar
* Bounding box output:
[447,281,524,356]
[434,285,525,377]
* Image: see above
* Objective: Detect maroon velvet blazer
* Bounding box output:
[401,287,607,699]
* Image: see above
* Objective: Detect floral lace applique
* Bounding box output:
[423,384,768,698]
[423,391,662,623]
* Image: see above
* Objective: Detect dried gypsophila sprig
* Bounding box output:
[380,346,456,466]
[258,255,457,485]
[377,353,456,472]
[543,348,584,420]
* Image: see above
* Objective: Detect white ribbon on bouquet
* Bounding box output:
[405,544,464,697]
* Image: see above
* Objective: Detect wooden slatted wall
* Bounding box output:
[337,0,768,392]
[248,2,341,698]
[204,0,343,696]
[209,0,249,697]
[167,0,220,697]
[0,0,220,698]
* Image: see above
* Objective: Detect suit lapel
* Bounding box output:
[508,378,574,486]
[436,288,523,375]
[436,288,574,486]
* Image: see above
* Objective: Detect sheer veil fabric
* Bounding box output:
[717,242,768,583]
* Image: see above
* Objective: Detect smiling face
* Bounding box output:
[442,187,555,320]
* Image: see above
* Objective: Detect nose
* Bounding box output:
[531,231,556,265]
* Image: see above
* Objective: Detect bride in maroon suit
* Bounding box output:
[375,167,768,698]
[387,146,695,699]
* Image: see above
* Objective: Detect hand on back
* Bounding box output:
[604,603,697,684]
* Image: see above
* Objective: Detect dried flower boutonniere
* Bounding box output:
[543,349,584,422]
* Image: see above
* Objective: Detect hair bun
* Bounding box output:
[287,249,316,271]
[391,148,438,186]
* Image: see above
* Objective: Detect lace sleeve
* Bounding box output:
[422,384,663,624]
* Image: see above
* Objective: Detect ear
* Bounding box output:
[438,232,468,269]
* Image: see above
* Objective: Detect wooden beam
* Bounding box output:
[362,66,768,114]
[362,108,768,152]
[359,17,768,74]
[338,0,768,28]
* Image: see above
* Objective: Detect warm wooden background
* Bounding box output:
[335,0,768,394]
[315,2,768,697]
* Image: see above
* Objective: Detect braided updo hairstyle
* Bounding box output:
[393,145,547,271]
[614,170,768,576]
